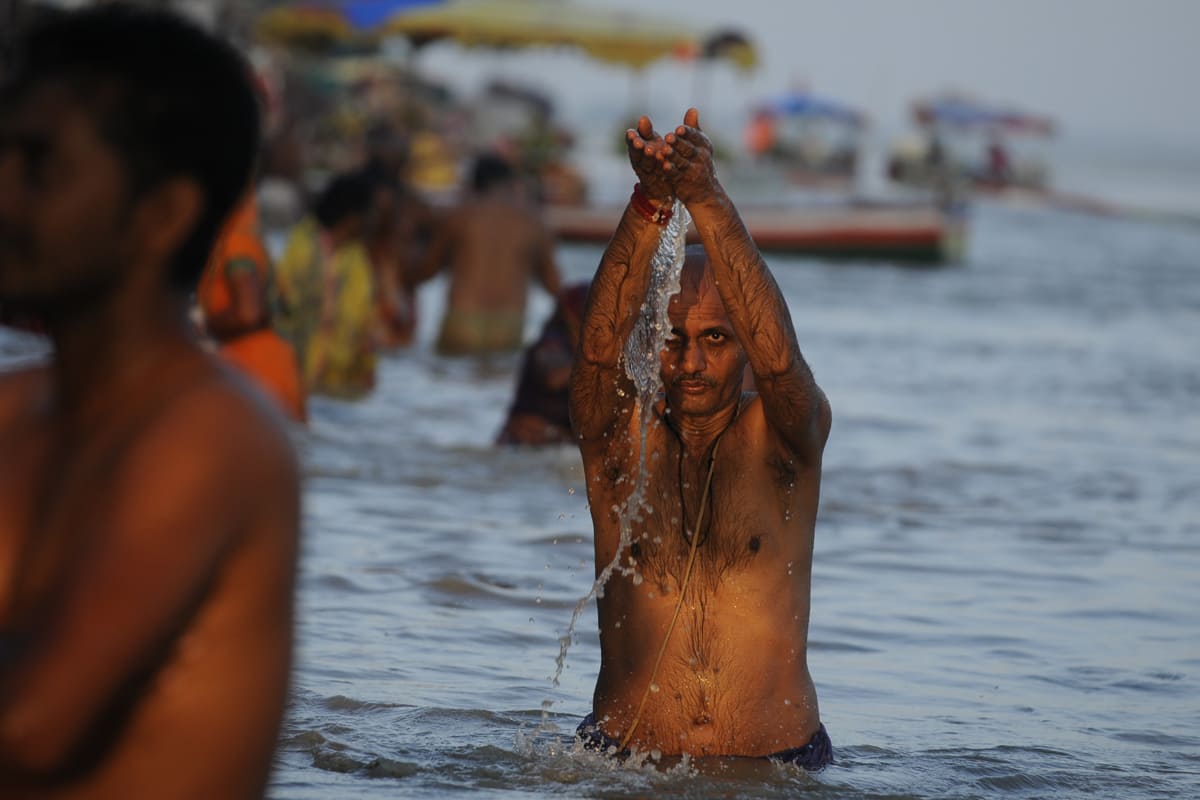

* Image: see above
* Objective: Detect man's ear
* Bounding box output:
[131,177,204,267]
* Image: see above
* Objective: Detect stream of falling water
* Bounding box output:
[540,202,692,734]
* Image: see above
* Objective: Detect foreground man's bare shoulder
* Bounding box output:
[125,368,301,524]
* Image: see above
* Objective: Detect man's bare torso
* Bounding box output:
[0,359,296,798]
[581,395,823,757]
[444,198,549,315]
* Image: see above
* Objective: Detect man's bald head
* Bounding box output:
[667,244,735,345]
[678,244,713,299]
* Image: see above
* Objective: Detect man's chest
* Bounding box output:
[0,416,121,624]
[590,442,796,590]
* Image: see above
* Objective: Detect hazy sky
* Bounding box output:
[414,0,1200,155]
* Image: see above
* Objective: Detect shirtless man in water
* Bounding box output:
[0,6,299,797]
[569,109,833,768]
[417,153,561,355]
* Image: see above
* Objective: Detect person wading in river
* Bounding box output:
[569,108,833,768]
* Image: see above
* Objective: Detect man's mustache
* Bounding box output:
[672,373,715,388]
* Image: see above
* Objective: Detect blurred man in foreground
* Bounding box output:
[0,5,300,796]
[569,109,833,768]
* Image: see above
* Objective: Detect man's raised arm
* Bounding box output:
[569,116,677,446]
[665,108,830,461]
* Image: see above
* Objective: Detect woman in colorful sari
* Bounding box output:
[199,193,306,422]
[274,173,377,399]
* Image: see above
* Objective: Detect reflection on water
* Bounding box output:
[3,203,1197,799]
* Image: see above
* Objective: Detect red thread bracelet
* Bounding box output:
[630,183,673,226]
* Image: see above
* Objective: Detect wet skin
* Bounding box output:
[414,183,560,320]
[570,109,831,757]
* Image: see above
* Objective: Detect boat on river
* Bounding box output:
[888,92,1056,195]
[740,88,867,192]
[544,199,968,264]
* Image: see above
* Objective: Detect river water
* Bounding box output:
[2,200,1197,798]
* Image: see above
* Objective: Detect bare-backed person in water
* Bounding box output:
[569,108,834,768]
[0,6,299,796]
[417,153,561,355]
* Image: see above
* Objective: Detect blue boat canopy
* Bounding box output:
[913,94,1055,136]
[763,91,865,126]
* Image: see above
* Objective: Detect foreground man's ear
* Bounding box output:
[132,177,204,270]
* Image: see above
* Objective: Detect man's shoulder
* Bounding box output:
[730,392,828,466]
[133,360,299,489]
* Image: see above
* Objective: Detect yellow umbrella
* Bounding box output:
[380,0,757,72]
[256,5,373,52]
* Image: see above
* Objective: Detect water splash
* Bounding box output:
[623,202,691,402]
[547,202,691,709]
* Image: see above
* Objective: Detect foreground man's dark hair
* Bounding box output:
[2,3,260,290]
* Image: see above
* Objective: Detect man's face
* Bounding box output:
[0,80,133,308]
[659,265,747,419]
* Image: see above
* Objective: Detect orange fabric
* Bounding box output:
[219,328,307,422]
[201,199,271,317]
[744,112,777,157]
[201,197,307,422]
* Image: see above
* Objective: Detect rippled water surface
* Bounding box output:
[5,201,1197,798]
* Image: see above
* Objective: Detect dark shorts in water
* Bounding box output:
[575,713,834,772]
